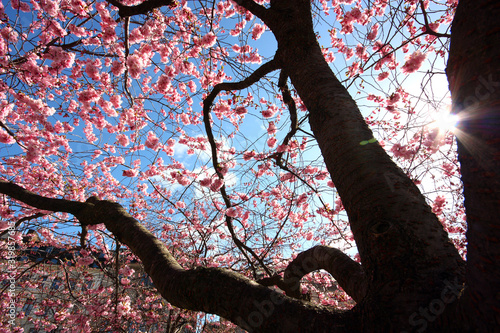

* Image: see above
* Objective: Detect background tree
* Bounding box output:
[0,0,498,332]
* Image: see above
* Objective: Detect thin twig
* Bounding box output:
[0,212,45,238]
[419,0,451,38]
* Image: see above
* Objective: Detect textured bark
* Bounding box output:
[0,181,355,332]
[81,198,351,333]
[283,246,367,302]
[446,0,500,329]
[107,0,176,18]
[260,1,465,329]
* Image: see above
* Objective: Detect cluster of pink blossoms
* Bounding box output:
[401,51,427,74]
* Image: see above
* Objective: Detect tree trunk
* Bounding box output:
[262,0,464,329]
[446,0,500,329]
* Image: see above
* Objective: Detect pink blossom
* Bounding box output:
[303,165,318,174]
[432,195,447,215]
[401,51,426,74]
[47,47,75,70]
[77,256,94,266]
[126,54,146,79]
[355,44,368,61]
[1,27,18,42]
[116,134,129,147]
[377,72,390,81]
[230,21,246,36]
[245,51,262,64]
[156,74,171,94]
[442,163,455,177]
[200,32,217,48]
[226,207,238,218]
[232,44,241,53]
[315,172,328,180]
[78,89,100,105]
[0,221,9,231]
[175,201,186,209]
[251,24,265,40]
[243,151,256,161]
[210,178,224,192]
[262,105,277,118]
[145,131,160,150]
[85,60,101,80]
[200,178,212,187]
[26,145,41,163]
[40,0,60,17]
[123,169,138,177]
[47,20,66,38]
[267,122,277,135]
[187,80,196,92]
[0,129,14,144]
[267,137,277,148]
[11,0,30,12]
[110,95,122,108]
[117,299,131,317]
[277,144,288,153]
[280,172,295,182]
[17,93,55,116]
[234,106,247,116]
[390,143,416,159]
[120,278,131,285]
[180,113,191,125]
[341,7,365,34]
[111,60,125,76]
[176,174,190,186]
[367,24,379,41]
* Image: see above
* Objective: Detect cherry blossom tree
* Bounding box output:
[0,0,498,331]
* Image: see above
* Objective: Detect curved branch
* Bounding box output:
[0,182,354,332]
[283,245,367,303]
[232,0,269,21]
[203,59,280,275]
[0,180,87,216]
[203,58,280,182]
[107,0,176,18]
[276,72,298,158]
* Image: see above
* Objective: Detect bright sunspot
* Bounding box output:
[430,108,460,132]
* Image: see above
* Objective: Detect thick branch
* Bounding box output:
[233,0,269,21]
[0,180,87,216]
[203,59,280,183]
[283,245,367,303]
[107,0,176,18]
[0,182,354,332]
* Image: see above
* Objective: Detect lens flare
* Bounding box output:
[430,109,460,132]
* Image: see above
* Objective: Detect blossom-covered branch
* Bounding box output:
[0,181,352,332]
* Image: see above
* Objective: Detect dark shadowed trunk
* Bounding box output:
[446,0,500,330]
[262,0,464,330]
